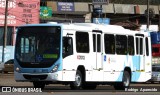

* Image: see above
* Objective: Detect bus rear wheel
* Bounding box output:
[122,71,130,88]
[70,70,82,89]
[114,71,130,90]
[33,82,45,89]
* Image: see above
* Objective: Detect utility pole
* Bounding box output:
[2,0,8,63]
[147,0,150,31]
[159,5,160,32]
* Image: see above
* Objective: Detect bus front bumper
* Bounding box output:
[14,71,63,82]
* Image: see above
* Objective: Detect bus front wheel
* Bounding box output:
[33,82,45,89]
[70,70,82,89]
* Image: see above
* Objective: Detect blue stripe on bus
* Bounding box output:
[132,56,141,81]
[116,56,142,82]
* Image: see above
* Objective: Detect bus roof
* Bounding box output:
[18,23,150,36]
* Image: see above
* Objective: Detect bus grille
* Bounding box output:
[23,75,48,80]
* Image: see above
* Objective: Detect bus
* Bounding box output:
[152,44,160,64]
[0,27,16,71]
[14,23,152,90]
[150,32,160,65]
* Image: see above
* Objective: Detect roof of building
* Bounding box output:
[110,0,160,5]
[49,0,160,5]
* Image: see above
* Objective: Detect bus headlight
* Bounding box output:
[51,65,59,73]
[16,67,20,72]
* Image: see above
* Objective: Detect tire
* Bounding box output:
[70,70,82,89]
[33,82,45,89]
[114,71,130,90]
[122,71,130,88]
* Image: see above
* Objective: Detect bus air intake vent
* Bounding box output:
[23,75,48,80]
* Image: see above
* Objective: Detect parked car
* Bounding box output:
[150,65,160,83]
[3,60,14,73]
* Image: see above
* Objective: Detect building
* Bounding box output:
[40,0,160,30]
[0,0,40,63]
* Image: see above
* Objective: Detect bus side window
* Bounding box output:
[104,34,115,54]
[76,32,89,53]
[63,37,73,58]
[116,35,127,55]
[128,36,134,55]
[145,37,149,56]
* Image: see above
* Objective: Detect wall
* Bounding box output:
[47,1,160,15]
[0,0,40,26]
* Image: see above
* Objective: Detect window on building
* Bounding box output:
[40,1,47,6]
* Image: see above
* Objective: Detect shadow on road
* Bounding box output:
[43,86,118,92]
[0,86,123,92]
[0,85,160,92]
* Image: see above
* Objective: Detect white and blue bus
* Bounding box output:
[14,23,152,90]
[0,27,16,71]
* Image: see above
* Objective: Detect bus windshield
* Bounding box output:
[15,26,61,68]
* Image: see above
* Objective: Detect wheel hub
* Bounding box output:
[75,74,81,86]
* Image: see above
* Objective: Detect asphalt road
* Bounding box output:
[0,73,160,95]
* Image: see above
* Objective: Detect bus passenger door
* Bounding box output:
[144,37,152,80]
[135,34,144,72]
[92,30,103,70]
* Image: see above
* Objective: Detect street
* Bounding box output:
[0,73,160,95]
